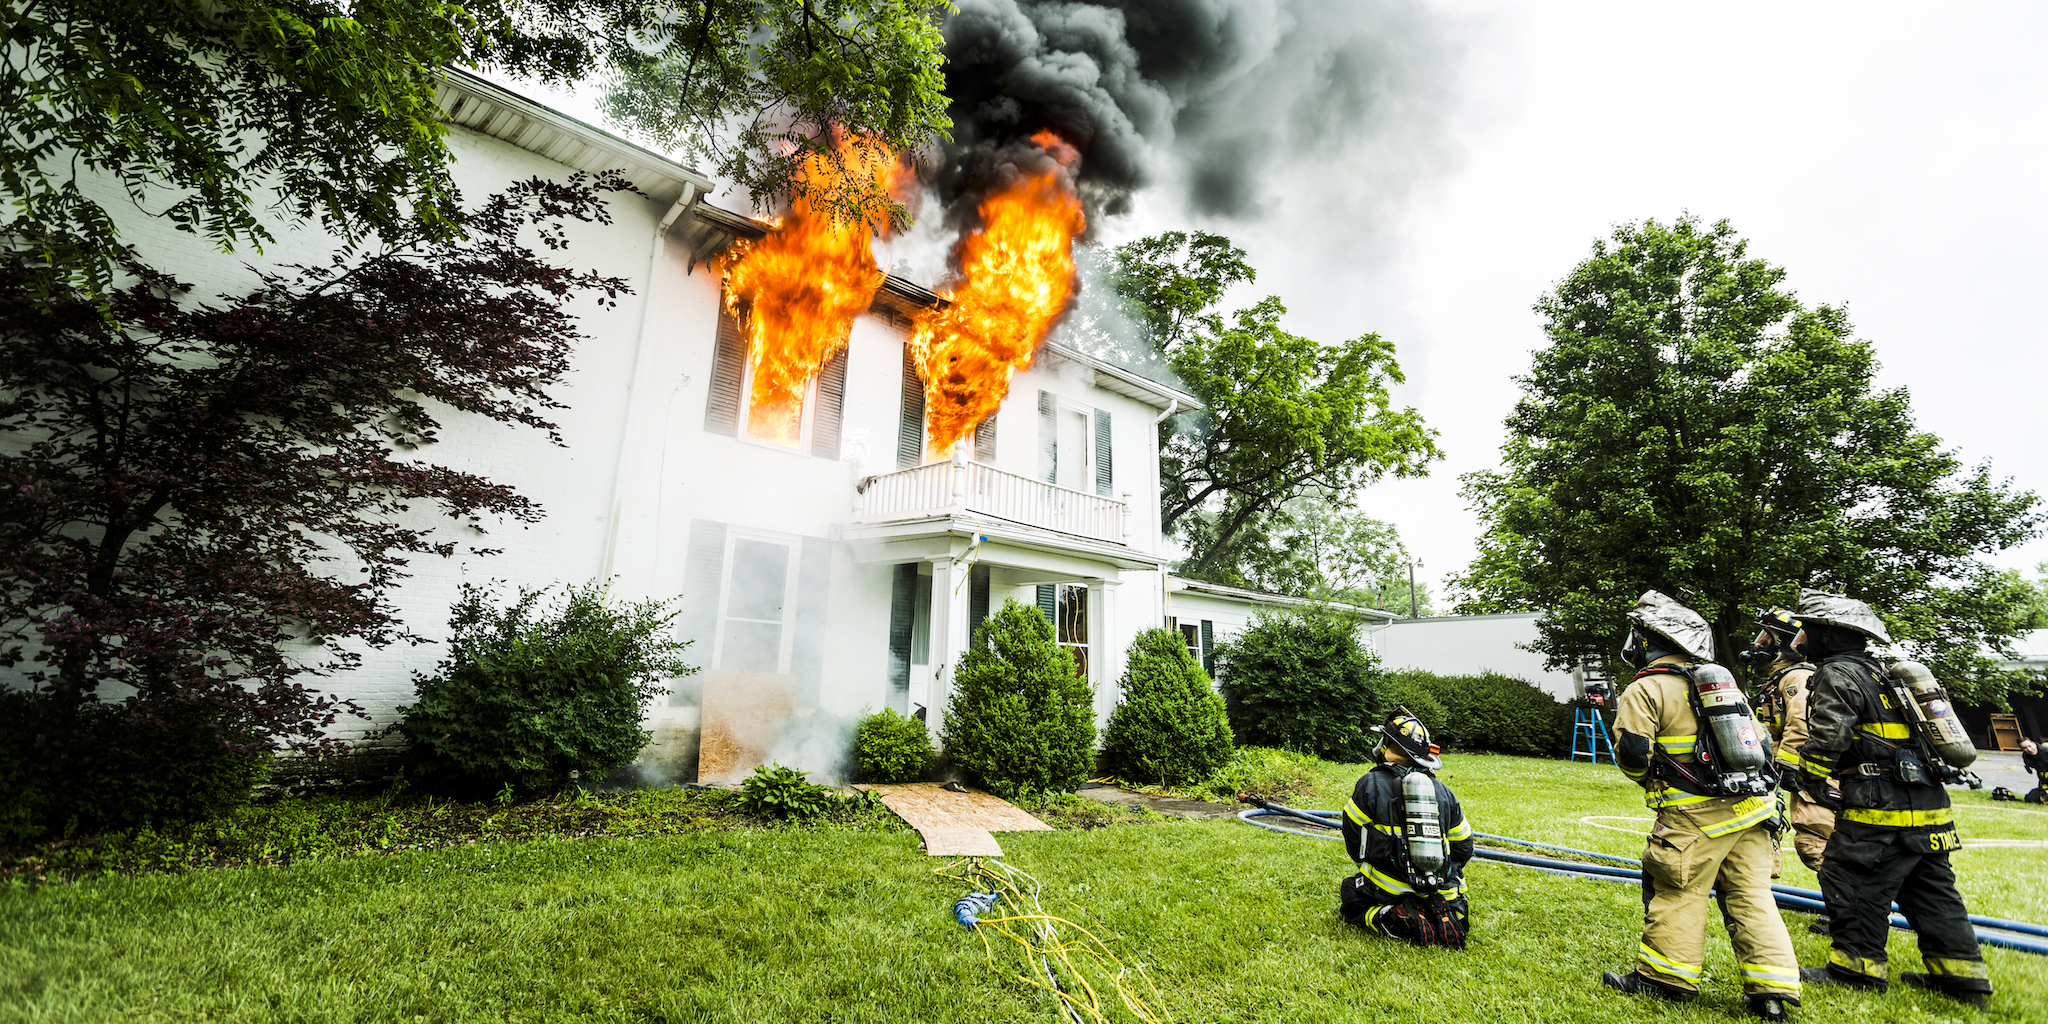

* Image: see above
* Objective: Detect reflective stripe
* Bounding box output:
[1372,823,1401,836]
[1345,799,1368,826]
[1841,806,1953,828]
[1445,820,1472,841]
[1645,787,1716,809]
[1829,948,1886,981]
[1775,750,1822,775]
[1620,764,1648,782]
[1359,862,1414,895]
[1740,962,1802,990]
[1858,722,1912,740]
[1804,749,1838,772]
[1655,735,1697,755]
[1637,943,1703,983]
[1702,797,1775,838]
[1922,957,1989,980]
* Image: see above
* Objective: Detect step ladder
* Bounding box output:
[1571,706,1615,764]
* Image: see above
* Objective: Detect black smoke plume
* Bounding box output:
[937,0,1460,223]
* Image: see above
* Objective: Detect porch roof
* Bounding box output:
[837,514,1170,575]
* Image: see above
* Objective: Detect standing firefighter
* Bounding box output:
[1603,590,1801,1021]
[1337,708,1474,948]
[1741,605,1838,930]
[1792,590,1993,1008]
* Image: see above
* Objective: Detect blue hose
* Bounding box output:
[1236,805,2048,956]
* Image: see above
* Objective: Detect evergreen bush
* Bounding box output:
[1101,628,1234,785]
[942,598,1096,800]
[1215,608,1383,762]
[392,581,695,794]
[1376,675,1449,735]
[852,708,935,783]
[1387,669,1565,756]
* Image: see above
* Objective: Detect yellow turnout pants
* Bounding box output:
[1787,788,1835,874]
[1636,807,1800,998]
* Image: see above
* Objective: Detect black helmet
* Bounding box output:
[1739,606,1804,666]
[1374,706,1442,769]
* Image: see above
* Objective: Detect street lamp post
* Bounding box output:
[1407,558,1423,619]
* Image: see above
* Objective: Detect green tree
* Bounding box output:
[1178,491,1428,611]
[1452,215,2040,703]
[941,598,1096,798]
[1106,232,1441,581]
[1101,628,1234,786]
[4,0,950,303]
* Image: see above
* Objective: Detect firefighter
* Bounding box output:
[1337,709,1474,948]
[1793,590,1992,1008]
[1603,590,1800,1022]
[1741,606,1838,930]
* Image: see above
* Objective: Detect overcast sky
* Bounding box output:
[508,2,2048,607]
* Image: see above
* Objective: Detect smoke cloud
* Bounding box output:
[937,0,1463,223]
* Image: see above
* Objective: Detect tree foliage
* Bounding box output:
[1182,491,1429,612]
[1452,215,2040,703]
[1100,627,1233,786]
[941,598,1095,799]
[3,0,951,304]
[1107,231,1441,582]
[0,174,633,805]
[393,581,694,794]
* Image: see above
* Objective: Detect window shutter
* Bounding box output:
[969,564,991,640]
[1038,391,1057,483]
[704,305,745,436]
[1093,408,1112,496]
[675,521,729,704]
[1036,584,1057,627]
[974,413,997,462]
[812,345,848,459]
[789,537,833,707]
[897,346,925,468]
[888,564,917,713]
[1200,619,1216,676]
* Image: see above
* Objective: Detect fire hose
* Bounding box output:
[1236,797,2048,957]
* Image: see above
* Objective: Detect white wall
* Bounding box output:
[1372,613,1581,701]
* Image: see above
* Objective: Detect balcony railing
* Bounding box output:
[856,452,1128,545]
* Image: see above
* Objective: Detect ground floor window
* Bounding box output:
[1038,583,1090,679]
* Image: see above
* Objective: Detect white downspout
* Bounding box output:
[1152,397,1178,628]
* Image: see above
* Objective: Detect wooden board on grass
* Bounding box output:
[859,783,1054,832]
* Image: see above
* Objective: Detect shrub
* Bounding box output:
[737,763,834,821]
[1101,628,1234,785]
[853,708,934,783]
[392,581,695,794]
[942,598,1096,800]
[1376,675,1449,736]
[1215,608,1383,762]
[1387,669,1565,756]
[1205,745,1327,802]
[0,688,272,841]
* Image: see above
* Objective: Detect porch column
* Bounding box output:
[1088,579,1120,726]
[928,557,974,723]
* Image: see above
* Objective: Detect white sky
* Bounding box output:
[504,3,2048,606]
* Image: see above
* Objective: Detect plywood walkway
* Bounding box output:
[857,783,1052,856]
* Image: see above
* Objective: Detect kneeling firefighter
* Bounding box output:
[1603,590,1801,1022]
[1337,708,1474,948]
[1792,589,1992,1008]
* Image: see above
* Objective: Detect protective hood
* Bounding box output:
[1792,588,1891,643]
[1627,590,1715,661]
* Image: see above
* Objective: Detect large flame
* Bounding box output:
[911,131,1087,455]
[715,142,898,446]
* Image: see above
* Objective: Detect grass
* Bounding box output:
[1,753,2042,1023]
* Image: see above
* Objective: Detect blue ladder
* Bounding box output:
[1571,706,1615,764]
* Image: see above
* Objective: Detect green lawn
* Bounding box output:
[3,754,2042,1023]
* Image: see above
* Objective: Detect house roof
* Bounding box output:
[437,72,1199,412]
[1168,576,1399,622]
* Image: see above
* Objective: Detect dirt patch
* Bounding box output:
[1074,786,1239,820]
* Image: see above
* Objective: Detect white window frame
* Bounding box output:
[710,528,803,673]
[736,357,821,453]
[1051,398,1094,490]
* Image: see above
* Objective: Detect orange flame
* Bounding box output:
[714,142,898,447]
[911,131,1087,455]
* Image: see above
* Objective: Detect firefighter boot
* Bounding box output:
[1799,966,1884,993]
[1745,994,1792,1022]
[1602,971,1697,1002]
[1899,972,1989,1010]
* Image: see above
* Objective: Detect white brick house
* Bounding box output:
[50,70,1394,783]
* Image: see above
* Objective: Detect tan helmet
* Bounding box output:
[1623,590,1715,665]
[1792,588,1891,644]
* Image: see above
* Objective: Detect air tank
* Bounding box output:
[1401,770,1447,886]
[1690,663,1772,773]
[1890,661,1978,769]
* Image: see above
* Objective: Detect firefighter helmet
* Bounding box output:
[1621,590,1715,669]
[1791,588,1891,643]
[1374,707,1442,770]
[1739,605,1803,666]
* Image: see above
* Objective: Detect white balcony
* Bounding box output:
[855,451,1129,545]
